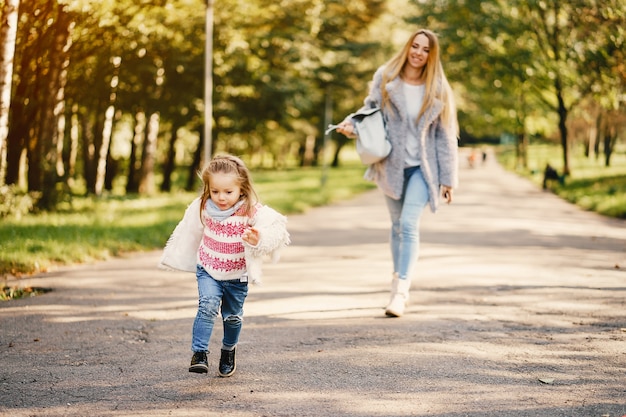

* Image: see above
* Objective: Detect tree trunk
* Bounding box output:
[0,0,20,185]
[555,78,570,176]
[126,110,145,194]
[161,121,181,192]
[300,134,316,167]
[331,140,346,168]
[104,110,122,192]
[4,82,29,185]
[186,128,203,192]
[80,113,96,193]
[138,112,159,195]
[585,124,596,159]
[36,4,72,209]
[55,97,66,179]
[594,113,602,159]
[84,103,105,194]
[65,104,79,188]
[515,131,528,170]
[603,123,616,167]
[94,105,115,196]
[4,17,37,187]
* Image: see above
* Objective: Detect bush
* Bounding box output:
[0,185,39,219]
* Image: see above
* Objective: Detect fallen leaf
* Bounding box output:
[538,378,555,385]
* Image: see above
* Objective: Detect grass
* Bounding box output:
[0,161,375,280]
[496,143,626,219]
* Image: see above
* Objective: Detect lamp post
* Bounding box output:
[321,86,332,187]
[204,0,214,164]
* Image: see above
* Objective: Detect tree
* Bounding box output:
[64,0,204,195]
[4,0,74,209]
[2,0,418,211]
[575,0,626,166]
[209,0,387,167]
[520,0,586,175]
[409,0,540,168]
[410,0,623,176]
[0,0,20,186]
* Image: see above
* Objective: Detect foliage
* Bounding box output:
[210,0,387,163]
[0,0,623,214]
[0,185,38,219]
[410,0,625,173]
[0,0,387,211]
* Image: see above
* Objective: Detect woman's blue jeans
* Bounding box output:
[191,265,249,353]
[384,166,430,281]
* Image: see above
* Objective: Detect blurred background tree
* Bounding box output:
[415,0,625,173]
[0,0,623,212]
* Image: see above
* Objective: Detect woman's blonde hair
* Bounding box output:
[198,154,258,220]
[381,29,458,137]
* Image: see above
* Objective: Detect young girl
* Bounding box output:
[159,154,290,377]
[336,29,459,317]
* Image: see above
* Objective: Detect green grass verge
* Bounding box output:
[496,143,626,219]
[0,163,375,278]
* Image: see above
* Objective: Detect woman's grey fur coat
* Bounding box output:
[357,66,459,213]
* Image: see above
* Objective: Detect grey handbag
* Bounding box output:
[351,107,391,165]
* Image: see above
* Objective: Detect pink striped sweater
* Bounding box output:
[198,204,259,281]
[159,197,290,284]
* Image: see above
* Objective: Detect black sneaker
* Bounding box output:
[218,348,236,377]
[189,351,208,374]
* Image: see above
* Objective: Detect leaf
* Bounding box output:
[538,378,555,385]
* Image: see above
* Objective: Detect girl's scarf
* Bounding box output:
[205,199,244,222]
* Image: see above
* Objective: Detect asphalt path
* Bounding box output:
[1,149,625,417]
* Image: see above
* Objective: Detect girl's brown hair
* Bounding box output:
[198,154,259,221]
[380,29,458,137]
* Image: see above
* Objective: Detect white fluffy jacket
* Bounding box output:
[158,197,290,284]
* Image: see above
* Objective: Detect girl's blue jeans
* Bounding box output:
[384,166,430,281]
[191,265,249,353]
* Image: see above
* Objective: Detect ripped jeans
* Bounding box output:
[385,166,430,281]
[191,265,249,353]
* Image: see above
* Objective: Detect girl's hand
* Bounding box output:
[441,186,453,204]
[243,227,260,246]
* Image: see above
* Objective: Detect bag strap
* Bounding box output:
[351,107,380,121]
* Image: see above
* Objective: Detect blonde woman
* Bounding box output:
[337,29,459,317]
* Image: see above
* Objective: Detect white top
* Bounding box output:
[403,82,425,167]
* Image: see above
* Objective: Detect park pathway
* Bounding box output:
[1,149,625,417]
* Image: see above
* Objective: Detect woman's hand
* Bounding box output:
[336,119,356,137]
[242,227,260,246]
[441,186,453,204]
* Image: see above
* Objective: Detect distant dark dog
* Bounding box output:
[543,164,565,189]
